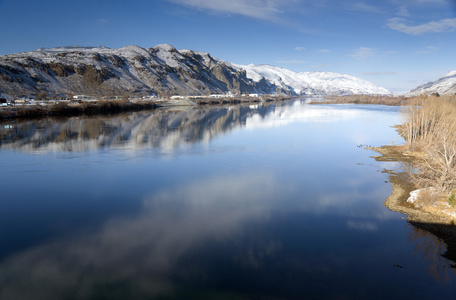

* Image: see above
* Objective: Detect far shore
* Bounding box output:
[307,94,411,106]
[0,95,295,119]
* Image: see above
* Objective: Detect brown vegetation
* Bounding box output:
[398,95,456,207]
[311,95,410,106]
[311,95,410,105]
[194,95,293,105]
[0,100,156,119]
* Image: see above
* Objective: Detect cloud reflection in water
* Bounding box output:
[0,172,279,299]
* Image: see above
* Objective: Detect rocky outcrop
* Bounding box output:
[0,45,272,98]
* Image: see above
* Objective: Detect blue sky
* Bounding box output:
[1,0,455,93]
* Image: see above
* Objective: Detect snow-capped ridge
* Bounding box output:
[38,45,111,53]
[0,44,391,97]
[232,63,390,95]
[152,44,178,53]
[408,70,456,96]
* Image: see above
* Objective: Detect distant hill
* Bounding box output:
[0,44,390,98]
[408,71,456,96]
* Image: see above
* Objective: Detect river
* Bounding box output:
[0,100,454,299]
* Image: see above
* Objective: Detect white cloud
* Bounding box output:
[387,17,456,35]
[166,0,294,20]
[294,46,306,51]
[349,47,376,59]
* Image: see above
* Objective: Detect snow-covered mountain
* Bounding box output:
[234,63,390,95]
[408,71,456,96]
[0,44,390,98]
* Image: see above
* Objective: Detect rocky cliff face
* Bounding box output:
[0,44,390,98]
[0,44,266,98]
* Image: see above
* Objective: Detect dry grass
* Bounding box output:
[399,95,456,202]
[311,95,410,106]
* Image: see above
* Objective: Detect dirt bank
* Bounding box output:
[369,146,456,225]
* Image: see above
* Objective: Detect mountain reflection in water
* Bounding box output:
[0,104,263,153]
[0,101,375,153]
[0,100,455,299]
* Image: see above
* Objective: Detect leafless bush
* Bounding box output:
[401,96,456,196]
[415,189,439,207]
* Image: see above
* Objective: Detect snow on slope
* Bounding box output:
[408,71,456,96]
[232,63,391,95]
[0,44,391,97]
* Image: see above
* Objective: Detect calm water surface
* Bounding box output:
[0,100,455,299]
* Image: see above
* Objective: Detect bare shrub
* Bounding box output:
[414,188,438,207]
[400,95,456,197]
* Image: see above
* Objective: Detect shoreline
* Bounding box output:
[0,100,157,119]
[308,95,410,106]
[369,146,456,225]
[0,96,296,119]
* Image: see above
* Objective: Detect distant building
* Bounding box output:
[13,99,27,104]
[73,95,89,100]
[0,98,7,106]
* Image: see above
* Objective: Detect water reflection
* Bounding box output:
[408,223,456,282]
[0,101,400,153]
[0,169,430,299]
[1,101,455,299]
[371,148,456,282]
[0,172,279,299]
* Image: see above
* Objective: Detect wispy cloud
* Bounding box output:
[349,47,376,59]
[387,17,456,35]
[396,5,409,17]
[343,2,382,13]
[362,71,397,75]
[362,71,381,76]
[318,49,330,53]
[312,64,329,69]
[416,46,438,54]
[294,46,306,51]
[276,59,309,64]
[166,0,293,21]
[346,220,378,231]
[98,18,109,25]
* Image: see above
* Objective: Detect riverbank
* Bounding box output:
[0,100,157,119]
[308,95,410,105]
[0,95,296,119]
[370,145,456,225]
